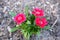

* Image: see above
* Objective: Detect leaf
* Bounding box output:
[21,30,30,40]
[37,31,40,37]
[46,17,50,20]
[24,5,29,17]
[24,32,30,40]
[26,20,31,24]
[30,15,35,24]
[9,11,16,17]
[24,31,27,38]
[10,27,19,32]
[44,25,50,30]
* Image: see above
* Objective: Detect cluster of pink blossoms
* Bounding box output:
[14,8,48,28]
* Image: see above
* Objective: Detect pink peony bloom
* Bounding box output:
[35,18,48,28]
[32,8,44,17]
[14,13,26,25]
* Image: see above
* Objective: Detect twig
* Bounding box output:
[51,15,59,28]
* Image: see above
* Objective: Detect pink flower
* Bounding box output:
[14,13,26,25]
[35,18,48,28]
[32,8,44,17]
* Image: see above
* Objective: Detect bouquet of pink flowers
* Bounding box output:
[9,6,49,40]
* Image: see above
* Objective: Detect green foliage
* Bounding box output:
[20,22,41,40]
[9,11,16,17]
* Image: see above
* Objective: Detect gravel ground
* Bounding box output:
[0,0,60,40]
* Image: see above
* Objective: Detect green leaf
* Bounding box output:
[44,25,50,30]
[24,31,27,38]
[10,27,19,32]
[25,32,30,40]
[46,17,50,20]
[37,31,40,37]
[21,30,30,40]
[24,5,29,17]
[30,15,35,24]
[9,11,16,17]
[26,20,31,24]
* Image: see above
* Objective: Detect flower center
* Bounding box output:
[36,12,40,14]
[40,21,43,24]
[18,16,22,20]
